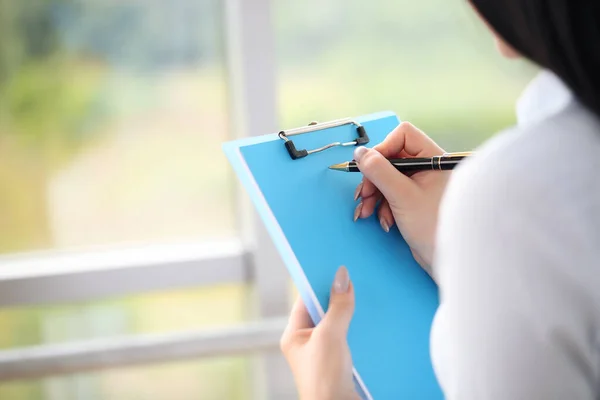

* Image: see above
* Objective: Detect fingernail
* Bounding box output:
[353,201,363,222]
[380,217,390,233]
[333,266,350,293]
[353,146,368,163]
[354,181,363,201]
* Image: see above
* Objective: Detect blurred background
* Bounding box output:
[0,0,536,399]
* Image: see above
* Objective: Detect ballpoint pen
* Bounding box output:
[328,151,472,173]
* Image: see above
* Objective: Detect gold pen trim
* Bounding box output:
[328,162,349,172]
[443,151,473,158]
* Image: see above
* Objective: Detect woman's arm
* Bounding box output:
[354,121,450,277]
[431,146,599,399]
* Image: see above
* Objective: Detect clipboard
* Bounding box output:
[222,111,442,399]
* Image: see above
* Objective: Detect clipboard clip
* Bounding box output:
[278,118,369,160]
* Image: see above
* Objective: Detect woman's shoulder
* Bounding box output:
[431,104,600,400]
[444,100,600,212]
[436,99,600,291]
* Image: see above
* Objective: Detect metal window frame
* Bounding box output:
[224,0,295,398]
[0,0,294,397]
[0,317,286,381]
[0,239,248,307]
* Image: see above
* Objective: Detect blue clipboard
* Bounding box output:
[222,111,442,399]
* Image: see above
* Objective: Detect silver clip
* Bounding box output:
[278,118,369,160]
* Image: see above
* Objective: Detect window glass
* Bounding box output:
[274,0,538,151]
[0,283,252,400]
[0,356,251,400]
[0,0,234,255]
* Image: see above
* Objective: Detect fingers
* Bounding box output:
[354,176,382,220]
[353,146,417,208]
[356,178,378,200]
[281,267,355,357]
[355,189,381,220]
[377,198,395,232]
[374,121,444,158]
[353,181,395,232]
[281,296,313,354]
[320,266,355,337]
[286,296,314,332]
[356,122,443,204]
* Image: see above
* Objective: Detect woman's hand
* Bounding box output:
[280,266,361,400]
[353,122,449,277]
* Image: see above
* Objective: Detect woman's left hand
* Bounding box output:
[280,266,361,400]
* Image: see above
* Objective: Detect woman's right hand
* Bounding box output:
[352,122,450,278]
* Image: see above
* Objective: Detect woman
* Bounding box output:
[280,1,600,399]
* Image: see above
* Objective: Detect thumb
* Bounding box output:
[353,146,417,206]
[320,266,355,336]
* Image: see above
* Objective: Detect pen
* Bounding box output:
[328,151,472,173]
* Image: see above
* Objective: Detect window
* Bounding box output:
[0,356,251,400]
[0,0,234,256]
[0,1,253,399]
[0,283,252,400]
[274,0,537,150]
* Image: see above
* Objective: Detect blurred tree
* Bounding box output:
[0,0,61,95]
[0,0,82,257]
[0,5,95,399]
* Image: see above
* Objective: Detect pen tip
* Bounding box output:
[328,162,348,172]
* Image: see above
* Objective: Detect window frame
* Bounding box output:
[0,0,294,398]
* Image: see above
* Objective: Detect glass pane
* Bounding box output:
[0,283,252,399]
[0,357,252,400]
[274,0,539,151]
[0,283,251,349]
[0,0,234,255]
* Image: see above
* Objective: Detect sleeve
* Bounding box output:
[429,159,599,400]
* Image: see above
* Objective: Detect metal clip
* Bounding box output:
[278,118,369,160]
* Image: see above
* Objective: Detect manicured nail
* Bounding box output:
[354,181,363,201]
[333,266,350,293]
[353,146,368,162]
[353,202,363,222]
[380,217,390,233]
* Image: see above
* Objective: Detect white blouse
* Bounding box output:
[430,70,600,399]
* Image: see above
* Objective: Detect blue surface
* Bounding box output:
[223,111,442,399]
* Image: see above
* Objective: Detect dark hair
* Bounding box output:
[469,0,600,120]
